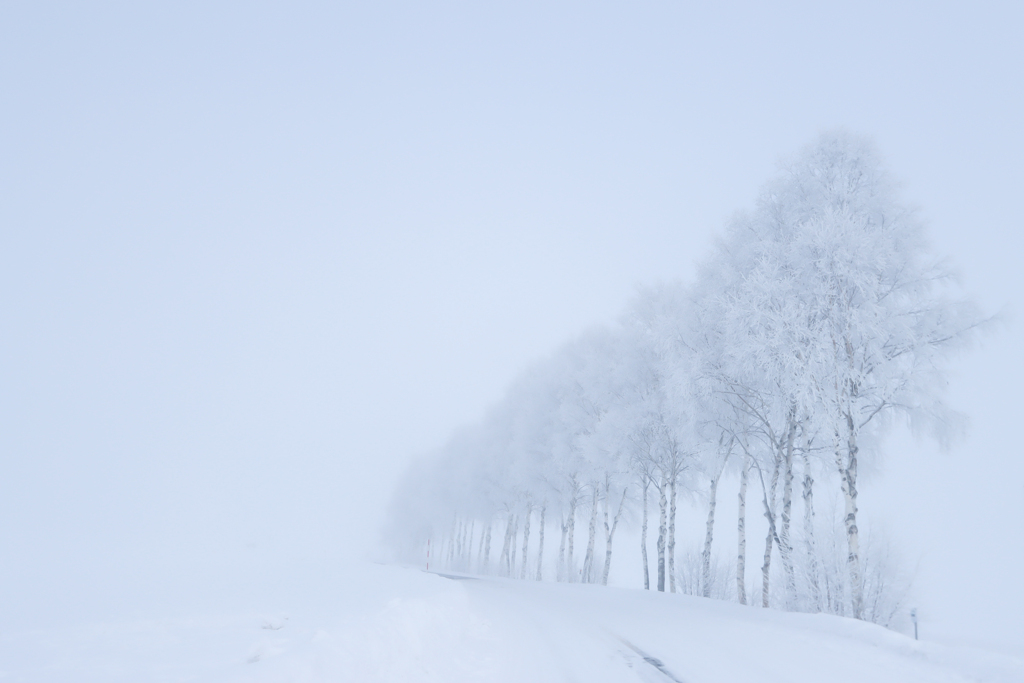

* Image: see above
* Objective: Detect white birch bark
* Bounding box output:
[842,411,863,619]
[448,517,457,568]
[582,488,599,583]
[520,508,531,580]
[499,512,513,577]
[761,517,774,606]
[737,454,749,605]
[641,478,650,590]
[701,472,720,598]
[454,518,462,565]
[669,474,677,593]
[779,421,798,609]
[483,523,492,574]
[801,449,821,611]
[476,524,485,572]
[702,442,730,598]
[536,506,545,580]
[509,515,518,577]
[657,473,667,592]
[566,498,577,582]
[761,457,781,608]
[461,518,470,567]
[557,515,567,582]
[602,481,627,586]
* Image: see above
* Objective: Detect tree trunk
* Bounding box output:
[520,508,531,580]
[499,512,514,577]
[536,506,545,580]
[802,450,820,611]
[702,473,719,598]
[567,498,577,582]
[582,488,599,583]
[761,457,781,608]
[737,455,749,605]
[509,515,519,577]
[669,474,677,593]
[601,476,610,585]
[702,445,730,598]
[761,521,773,607]
[461,521,468,568]
[657,474,667,592]
[483,523,492,573]
[842,412,863,619]
[455,518,463,565]
[476,523,485,572]
[602,482,627,586]
[448,517,457,568]
[779,421,798,609]
[558,515,567,582]
[641,479,650,590]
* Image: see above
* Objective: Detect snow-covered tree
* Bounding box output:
[704,131,984,617]
[386,130,985,628]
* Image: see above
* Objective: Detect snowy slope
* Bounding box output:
[1,562,1019,682]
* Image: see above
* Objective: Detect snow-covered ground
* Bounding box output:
[1,562,1020,682]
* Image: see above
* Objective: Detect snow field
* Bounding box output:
[2,562,1020,682]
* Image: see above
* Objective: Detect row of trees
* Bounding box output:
[388,132,984,623]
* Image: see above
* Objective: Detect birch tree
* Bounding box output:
[385,130,985,626]
[713,130,985,617]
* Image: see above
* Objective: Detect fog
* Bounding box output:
[1,0,1021,657]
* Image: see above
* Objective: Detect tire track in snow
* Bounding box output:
[433,572,688,683]
[613,635,688,683]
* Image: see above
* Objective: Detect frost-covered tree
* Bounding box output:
[705,131,984,617]
[386,130,984,628]
[619,286,702,592]
[549,328,626,584]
